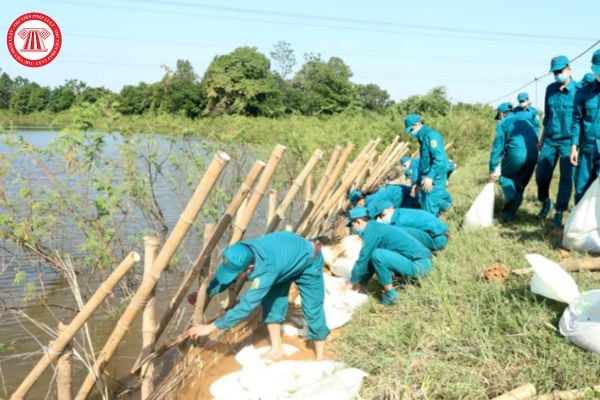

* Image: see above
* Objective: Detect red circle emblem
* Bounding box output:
[6,12,62,68]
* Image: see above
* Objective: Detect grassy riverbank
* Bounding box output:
[335,150,600,399]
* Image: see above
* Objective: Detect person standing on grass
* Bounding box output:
[401,154,457,186]
[535,55,577,227]
[403,113,452,216]
[186,231,329,360]
[514,92,540,135]
[489,103,539,222]
[570,50,600,204]
[345,206,432,305]
[368,199,449,251]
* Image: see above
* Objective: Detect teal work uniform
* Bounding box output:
[405,158,455,184]
[489,112,538,219]
[514,104,541,135]
[365,184,413,210]
[212,232,329,341]
[387,207,449,251]
[571,80,600,204]
[414,126,453,215]
[535,79,577,212]
[350,221,432,287]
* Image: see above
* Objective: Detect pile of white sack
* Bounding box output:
[562,177,600,253]
[526,254,600,354]
[210,345,367,400]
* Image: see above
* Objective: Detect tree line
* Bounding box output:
[0,42,460,119]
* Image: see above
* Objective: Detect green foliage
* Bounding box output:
[356,83,392,113]
[0,71,13,109]
[270,41,296,80]
[290,56,358,115]
[156,60,204,118]
[116,82,156,115]
[9,83,50,114]
[47,86,76,113]
[397,86,452,117]
[201,47,283,117]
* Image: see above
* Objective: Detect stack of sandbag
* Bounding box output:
[463,182,496,229]
[526,254,600,354]
[563,177,600,253]
[210,344,367,400]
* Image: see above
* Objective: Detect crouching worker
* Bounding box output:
[369,200,449,251]
[186,231,329,360]
[346,206,432,305]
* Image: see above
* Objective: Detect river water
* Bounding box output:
[0,130,297,399]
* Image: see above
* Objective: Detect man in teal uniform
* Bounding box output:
[579,72,595,88]
[401,155,456,184]
[368,199,449,251]
[347,184,411,209]
[570,50,600,204]
[535,55,577,227]
[404,113,452,216]
[346,206,432,305]
[514,92,540,135]
[489,103,538,221]
[187,231,329,360]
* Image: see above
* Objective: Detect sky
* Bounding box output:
[1,0,599,109]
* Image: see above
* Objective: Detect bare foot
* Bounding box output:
[260,347,285,361]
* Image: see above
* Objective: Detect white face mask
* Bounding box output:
[519,101,527,108]
[380,213,392,224]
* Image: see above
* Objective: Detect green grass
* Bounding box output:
[335,151,600,399]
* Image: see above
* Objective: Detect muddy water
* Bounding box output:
[0,131,300,399]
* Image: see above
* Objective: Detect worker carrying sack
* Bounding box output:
[526,254,600,354]
[563,177,600,253]
[463,182,495,229]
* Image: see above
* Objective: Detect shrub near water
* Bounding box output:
[335,151,600,399]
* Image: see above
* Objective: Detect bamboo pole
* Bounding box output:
[304,173,312,209]
[191,223,216,324]
[230,144,286,244]
[150,160,265,347]
[512,257,600,276]
[365,142,409,190]
[294,145,342,232]
[11,252,140,400]
[74,152,230,400]
[141,236,160,400]
[56,321,72,400]
[536,385,600,400]
[492,383,537,400]
[296,143,353,234]
[265,148,323,233]
[267,189,277,229]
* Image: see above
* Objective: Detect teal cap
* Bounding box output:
[592,49,600,66]
[400,155,410,165]
[404,114,422,134]
[592,65,600,75]
[495,102,512,120]
[215,243,255,285]
[346,206,369,227]
[549,55,569,72]
[367,199,393,218]
[517,92,529,102]
[582,73,595,84]
[348,189,364,206]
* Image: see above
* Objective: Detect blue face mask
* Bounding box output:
[554,73,567,83]
[352,226,364,236]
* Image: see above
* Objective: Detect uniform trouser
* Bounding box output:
[419,179,453,216]
[500,149,538,216]
[401,227,448,251]
[370,248,432,286]
[574,151,600,204]
[535,139,573,212]
[261,251,330,341]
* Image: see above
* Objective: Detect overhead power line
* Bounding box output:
[485,39,600,105]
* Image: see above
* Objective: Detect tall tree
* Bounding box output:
[270,41,296,80]
[356,83,391,113]
[0,71,13,109]
[200,47,283,116]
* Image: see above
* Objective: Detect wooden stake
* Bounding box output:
[191,223,216,324]
[56,321,72,400]
[265,148,323,233]
[492,383,537,400]
[304,173,313,209]
[74,152,230,400]
[267,189,277,229]
[230,144,286,244]
[141,237,160,400]
[11,252,140,400]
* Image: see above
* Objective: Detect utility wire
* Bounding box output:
[486,39,600,105]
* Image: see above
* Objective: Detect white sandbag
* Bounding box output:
[463,182,495,229]
[323,275,368,330]
[321,245,338,267]
[290,368,368,400]
[330,257,354,281]
[342,235,362,259]
[526,254,580,304]
[559,290,600,354]
[562,177,600,253]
